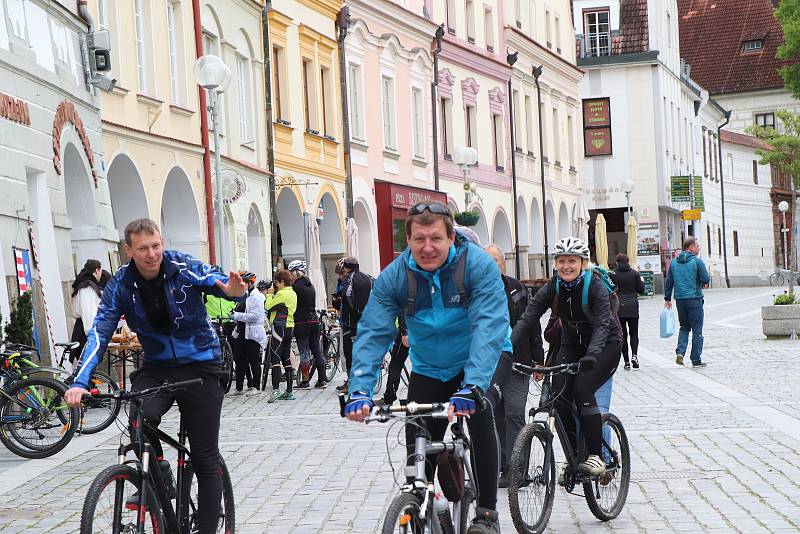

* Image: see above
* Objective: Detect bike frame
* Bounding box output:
[0,370,61,424]
[404,415,476,534]
[117,396,193,534]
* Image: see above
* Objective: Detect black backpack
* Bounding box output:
[405,248,469,316]
[345,271,374,315]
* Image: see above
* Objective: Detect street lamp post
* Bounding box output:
[780,200,789,270]
[194,55,232,269]
[453,146,478,209]
[533,65,549,275]
[622,179,635,221]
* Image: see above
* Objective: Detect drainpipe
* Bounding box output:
[431,24,444,191]
[263,2,278,268]
[76,1,94,92]
[533,65,549,274]
[191,0,217,264]
[337,7,354,220]
[717,109,731,288]
[506,51,521,278]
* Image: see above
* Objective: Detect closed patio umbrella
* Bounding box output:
[306,216,328,310]
[346,217,359,259]
[595,213,609,269]
[627,215,638,269]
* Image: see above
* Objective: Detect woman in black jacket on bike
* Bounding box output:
[610,253,645,370]
[288,260,327,389]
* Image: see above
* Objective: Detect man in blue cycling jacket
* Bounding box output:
[64,218,246,534]
[344,202,510,534]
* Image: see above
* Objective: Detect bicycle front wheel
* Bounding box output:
[179,455,235,533]
[508,423,555,534]
[220,339,234,394]
[78,371,121,434]
[324,335,340,383]
[583,413,631,521]
[770,272,786,286]
[80,464,163,534]
[382,492,426,534]
[0,377,78,459]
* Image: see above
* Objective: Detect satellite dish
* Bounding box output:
[214,169,246,204]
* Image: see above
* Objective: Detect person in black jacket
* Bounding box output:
[484,245,543,488]
[511,237,621,477]
[288,260,328,389]
[332,256,361,394]
[375,313,409,405]
[610,253,645,370]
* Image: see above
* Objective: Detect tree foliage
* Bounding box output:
[748,110,800,184]
[776,0,800,99]
[6,291,34,346]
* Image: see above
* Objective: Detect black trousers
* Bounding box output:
[382,332,409,402]
[618,317,640,363]
[343,326,356,377]
[130,362,223,534]
[268,324,294,391]
[234,338,262,391]
[552,342,620,456]
[69,318,87,364]
[488,352,529,473]
[406,372,499,511]
[294,321,325,382]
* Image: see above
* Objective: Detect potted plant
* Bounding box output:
[454,211,480,227]
[762,291,800,338]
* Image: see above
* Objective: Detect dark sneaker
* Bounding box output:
[623,362,631,371]
[313,381,327,389]
[467,507,500,534]
[692,361,707,368]
[278,390,296,400]
[335,381,348,393]
[631,355,640,369]
[296,381,311,389]
[675,354,684,366]
[497,472,509,489]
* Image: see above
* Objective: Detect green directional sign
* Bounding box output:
[691,176,704,210]
[670,175,691,203]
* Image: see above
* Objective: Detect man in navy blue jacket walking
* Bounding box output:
[664,236,710,367]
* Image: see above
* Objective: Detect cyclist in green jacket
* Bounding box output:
[265,269,297,402]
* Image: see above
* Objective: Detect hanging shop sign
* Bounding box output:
[681,209,702,221]
[0,92,31,126]
[582,97,612,157]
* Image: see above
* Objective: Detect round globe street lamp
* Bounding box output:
[622,179,635,219]
[779,200,789,270]
[453,146,479,226]
[194,55,232,269]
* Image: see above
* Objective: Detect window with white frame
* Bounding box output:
[552,107,560,165]
[348,63,364,140]
[236,53,253,144]
[466,0,476,43]
[166,0,184,106]
[584,10,610,56]
[567,114,575,168]
[273,46,289,122]
[514,0,521,27]
[512,90,522,151]
[545,9,552,48]
[555,16,561,53]
[7,0,29,42]
[743,39,763,52]
[412,87,424,158]
[492,113,504,170]
[202,31,225,139]
[484,8,494,51]
[465,105,477,149]
[667,11,672,48]
[321,66,333,137]
[446,0,456,33]
[302,58,318,132]
[525,95,534,154]
[381,75,396,150]
[441,98,454,158]
[134,0,148,92]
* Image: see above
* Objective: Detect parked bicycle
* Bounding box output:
[2,341,121,435]
[339,396,477,534]
[769,267,800,286]
[507,362,630,534]
[80,378,235,534]
[0,347,79,459]
[210,319,235,393]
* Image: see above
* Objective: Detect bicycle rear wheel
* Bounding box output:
[220,339,234,394]
[382,492,426,534]
[0,376,78,459]
[179,455,236,534]
[508,423,555,534]
[78,371,122,434]
[769,272,787,286]
[583,413,630,521]
[323,334,340,383]
[80,464,163,534]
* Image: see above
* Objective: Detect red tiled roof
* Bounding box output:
[678,0,789,95]
[720,130,771,150]
[615,0,649,54]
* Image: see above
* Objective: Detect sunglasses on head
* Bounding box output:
[407,203,452,218]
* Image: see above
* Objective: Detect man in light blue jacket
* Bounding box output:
[664,236,711,367]
[344,202,510,534]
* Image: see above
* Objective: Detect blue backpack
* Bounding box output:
[553,267,620,319]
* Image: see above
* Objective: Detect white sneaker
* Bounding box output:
[228,389,245,396]
[246,387,260,397]
[579,455,607,477]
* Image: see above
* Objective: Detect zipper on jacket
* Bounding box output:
[169,337,178,364]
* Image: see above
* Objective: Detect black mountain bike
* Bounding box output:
[340,397,477,534]
[507,362,630,534]
[211,320,235,393]
[80,379,235,534]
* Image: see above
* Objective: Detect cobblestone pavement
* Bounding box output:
[2,287,800,533]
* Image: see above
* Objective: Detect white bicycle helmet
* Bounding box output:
[553,237,590,259]
[287,259,307,273]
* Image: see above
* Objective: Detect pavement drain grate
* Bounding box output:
[631,470,719,481]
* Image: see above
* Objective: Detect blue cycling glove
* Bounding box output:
[344,391,373,417]
[449,386,478,414]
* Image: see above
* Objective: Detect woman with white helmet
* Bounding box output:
[510,236,622,477]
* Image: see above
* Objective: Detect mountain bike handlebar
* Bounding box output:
[85,378,204,401]
[512,362,581,376]
[337,393,450,422]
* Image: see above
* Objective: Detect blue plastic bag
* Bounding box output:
[660,307,675,338]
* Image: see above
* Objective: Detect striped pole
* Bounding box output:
[27,219,56,362]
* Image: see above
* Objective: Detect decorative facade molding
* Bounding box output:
[488,86,505,115]
[53,100,97,187]
[438,68,456,99]
[461,77,480,107]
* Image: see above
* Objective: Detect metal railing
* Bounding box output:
[576,32,611,58]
